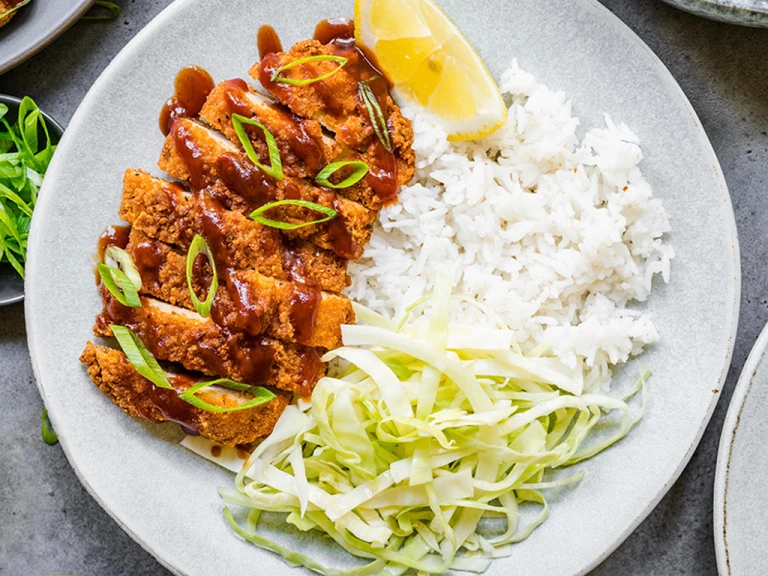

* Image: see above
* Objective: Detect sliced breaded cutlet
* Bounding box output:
[80,342,290,446]
[158,118,376,258]
[94,290,325,395]
[201,79,340,178]
[252,40,415,163]
[199,80,413,211]
[120,170,350,292]
[125,228,354,349]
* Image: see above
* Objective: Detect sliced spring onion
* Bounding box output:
[104,246,142,290]
[249,199,338,230]
[186,234,218,318]
[315,161,369,189]
[359,80,393,153]
[41,407,58,446]
[81,0,121,20]
[97,263,142,308]
[0,0,30,20]
[271,55,348,86]
[231,114,283,180]
[179,378,276,413]
[109,324,173,389]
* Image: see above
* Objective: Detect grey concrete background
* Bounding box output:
[0,0,766,574]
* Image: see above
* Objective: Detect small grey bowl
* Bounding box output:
[660,0,768,27]
[0,95,64,307]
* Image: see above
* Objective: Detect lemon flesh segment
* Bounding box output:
[356,0,507,141]
[428,57,477,121]
[375,37,440,85]
[369,0,430,40]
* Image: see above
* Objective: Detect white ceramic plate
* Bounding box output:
[714,323,768,575]
[0,0,95,75]
[25,0,740,574]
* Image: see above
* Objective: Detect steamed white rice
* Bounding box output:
[346,60,673,392]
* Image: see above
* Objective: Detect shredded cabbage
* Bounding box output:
[220,279,649,574]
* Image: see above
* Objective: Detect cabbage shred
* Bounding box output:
[221,275,649,574]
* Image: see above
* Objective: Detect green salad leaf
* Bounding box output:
[0,97,56,278]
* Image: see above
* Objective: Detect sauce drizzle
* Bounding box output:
[98,225,131,261]
[257,25,283,60]
[159,66,215,136]
[313,18,355,44]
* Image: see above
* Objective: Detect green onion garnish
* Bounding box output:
[41,407,58,446]
[179,378,276,413]
[0,97,56,278]
[359,80,392,153]
[82,0,121,21]
[0,0,30,20]
[315,161,369,189]
[384,358,412,380]
[110,324,174,390]
[231,114,283,180]
[270,55,348,86]
[186,234,218,318]
[104,246,142,290]
[98,264,142,308]
[249,199,338,230]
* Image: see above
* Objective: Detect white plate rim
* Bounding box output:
[713,322,768,575]
[24,0,741,574]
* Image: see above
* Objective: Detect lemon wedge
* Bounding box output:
[355,0,507,141]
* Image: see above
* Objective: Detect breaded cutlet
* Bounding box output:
[94,290,325,394]
[157,118,377,258]
[252,40,415,164]
[80,343,290,446]
[126,228,354,349]
[120,170,350,292]
[200,79,414,211]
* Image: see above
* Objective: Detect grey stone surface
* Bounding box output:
[0,0,766,574]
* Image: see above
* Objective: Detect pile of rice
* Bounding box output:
[347,60,673,392]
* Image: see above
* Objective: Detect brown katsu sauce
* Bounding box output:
[220,78,256,116]
[279,242,322,345]
[171,120,209,189]
[149,376,198,430]
[159,66,215,136]
[98,225,131,260]
[232,334,276,384]
[129,237,165,289]
[288,283,321,346]
[326,199,360,259]
[211,445,223,457]
[224,273,266,336]
[217,152,278,209]
[257,25,283,60]
[198,192,236,267]
[269,107,326,172]
[313,18,355,44]
[297,348,323,398]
